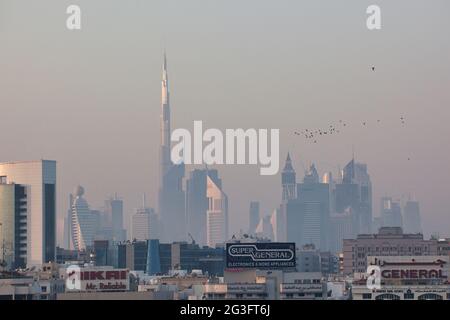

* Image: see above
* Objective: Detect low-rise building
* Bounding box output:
[280,272,327,300]
[203,269,327,300]
[351,255,450,300]
[0,263,65,300]
[343,227,438,275]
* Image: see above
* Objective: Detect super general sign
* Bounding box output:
[226,243,296,269]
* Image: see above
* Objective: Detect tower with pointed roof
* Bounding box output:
[282,152,297,202]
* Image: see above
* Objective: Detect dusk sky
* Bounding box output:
[1,0,449,245]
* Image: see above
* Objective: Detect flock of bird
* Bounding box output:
[294,116,407,145]
[292,66,412,161]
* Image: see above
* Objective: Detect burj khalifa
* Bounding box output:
[158,53,186,242]
[160,53,171,183]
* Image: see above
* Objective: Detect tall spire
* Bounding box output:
[160,52,171,186]
[158,51,187,243]
[161,51,169,108]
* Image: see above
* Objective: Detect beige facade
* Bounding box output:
[343,227,438,275]
[352,256,450,300]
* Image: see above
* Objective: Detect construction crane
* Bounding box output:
[188,233,196,245]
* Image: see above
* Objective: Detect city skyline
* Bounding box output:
[1,0,450,246]
[2,1,450,305]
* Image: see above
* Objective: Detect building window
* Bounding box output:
[418,293,443,300]
[362,293,372,299]
[0,176,6,184]
[375,294,400,300]
[404,293,414,300]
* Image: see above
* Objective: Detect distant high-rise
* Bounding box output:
[335,159,372,235]
[286,164,330,250]
[329,210,353,253]
[95,209,113,242]
[160,52,171,187]
[372,216,383,234]
[323,172,335,213]
[206,176,228,248]
[71,186,99,251]
[105,195,126,242]
[63,194,74,250]
[132,196,159,241]
[185,169,221,245]
[255,215,274,240]
[93,240,110,267]
[270,208,286,242]
[381,197,403,228]
[281,153,296,202]
[403,200,422,234]
[0,160,56,267]
[158,53,186,242]
[248,201,260,234]
[132,208,156,241]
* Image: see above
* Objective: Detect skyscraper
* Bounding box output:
[105,195,126,242]
[270,208,286,242]
[381,197,403,228]
[335,159,372,235]
[160,52,171,187]
[158,53,186,242]
[281,153,296,202]
[71,186,98,251]
[64,194,74,250]
[132,197,159,241]
[403,200,422,234]
[0,160,56,267]
[206,176,228,248]
[329,210,353,253]
[255,215,274,240]
[248,201,260,235]
[185,169,221,246]
[286,164,330,250]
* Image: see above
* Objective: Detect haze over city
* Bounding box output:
[1,0,450,246]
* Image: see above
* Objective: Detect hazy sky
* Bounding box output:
[1,0,450,245]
